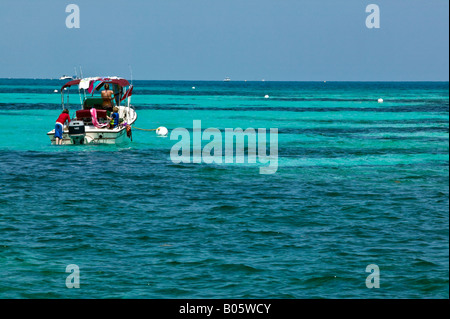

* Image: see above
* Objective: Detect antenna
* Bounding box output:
[129,64,133,85]
[74,67,82,107]
[79,66,86,99]
[127,65,134,112]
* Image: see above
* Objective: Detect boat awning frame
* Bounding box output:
[60,78,131,92]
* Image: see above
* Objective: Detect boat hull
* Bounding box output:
[47,126,131,145]
[47,104,137,145]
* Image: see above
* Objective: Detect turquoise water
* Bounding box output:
[0,79,448,298]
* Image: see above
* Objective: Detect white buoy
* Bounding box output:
[156,127,168,137]
[378,98,384,103]
[264,95,270,99]
[192,87,196,90]
[54,89,58,93]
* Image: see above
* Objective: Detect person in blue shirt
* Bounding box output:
[107,106,120,129]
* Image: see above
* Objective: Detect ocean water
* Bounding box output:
[0,79,448,299]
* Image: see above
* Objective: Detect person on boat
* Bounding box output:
[54,109,71,145]
[107,106,120,129]
[101,83,115,114]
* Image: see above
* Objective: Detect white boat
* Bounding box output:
[59,75,74,80]
[223,77,231,82]
[47,76,137,145]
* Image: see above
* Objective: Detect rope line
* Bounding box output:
[132,125,157,131]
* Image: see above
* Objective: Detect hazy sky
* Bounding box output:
[0,0,448,81]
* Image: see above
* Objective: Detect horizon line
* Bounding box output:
[0,77,449,83]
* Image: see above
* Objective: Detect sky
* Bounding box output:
[0,0,448,81]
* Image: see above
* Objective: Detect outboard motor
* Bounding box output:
[68,120,86,145]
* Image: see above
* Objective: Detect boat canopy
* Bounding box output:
[60,77,131,92]
[60,76,133,108]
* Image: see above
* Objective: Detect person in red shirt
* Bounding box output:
[55,109,71,145]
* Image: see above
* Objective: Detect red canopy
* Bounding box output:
[60,79,81,91]
[60,78,131,92]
